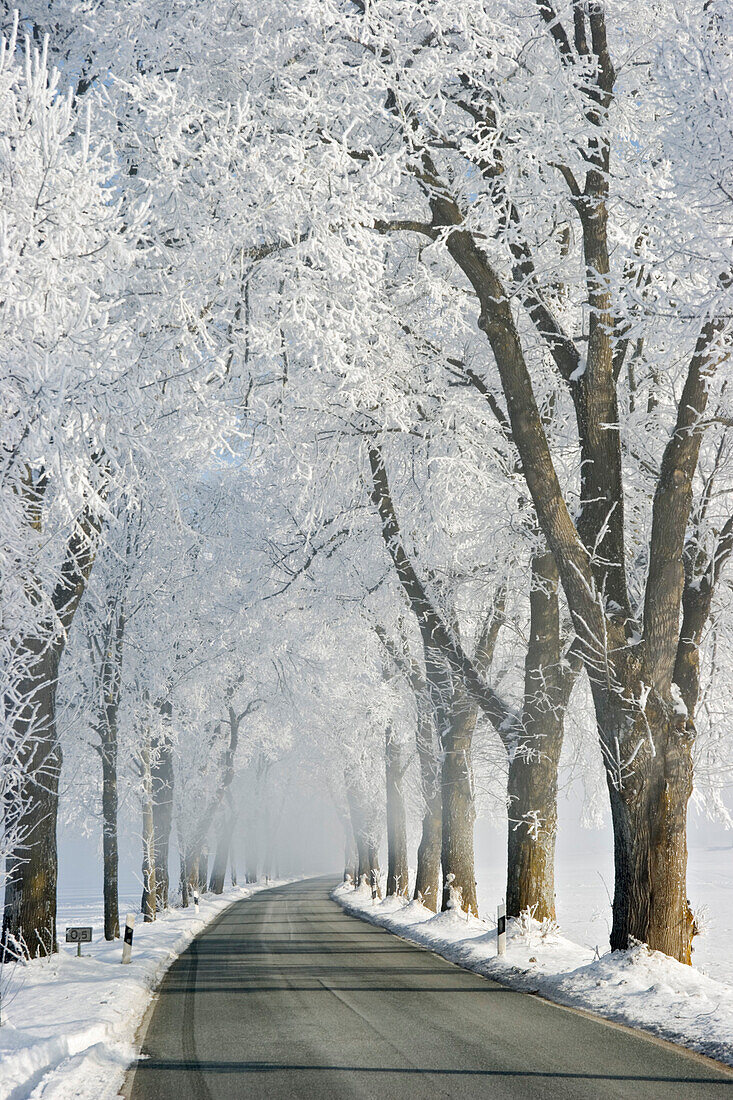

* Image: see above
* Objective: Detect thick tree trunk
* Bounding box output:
[178,845,201,902]
[177,822,189,907]
[506,742,561,921]
[506,551,571,921]
[208,705,244,895]
[151,735,174,911]
[140,741,156,922]
[198,848,209,894]
[343,831,358,881]
[181,840,205,899]
[348,795,367,881]
[385,729,408,897]
[101,745,120,940]
[598,689,695,961]
[440,678,478,916]
[414,798,441,909]
[364,837,381,894]
[94,591,125,941]
[2,645,62,960]
[209,814,234,894]
[230,842,238,887]
[354,832,368,881]
[375,625,440,907]
[2,495,101,962]
[413,696,442,911]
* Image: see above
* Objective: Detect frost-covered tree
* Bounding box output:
[254,0,733,962]
[0,24,142,957]
[2,0,733,969]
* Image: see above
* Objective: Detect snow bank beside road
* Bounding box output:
[0,883,284,1100]
[333,881,733,1069]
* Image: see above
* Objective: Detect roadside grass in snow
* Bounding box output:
[333,880,733,1069]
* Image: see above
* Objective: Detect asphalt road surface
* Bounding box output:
[125,877,733,1099]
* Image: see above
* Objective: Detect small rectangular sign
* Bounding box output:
[66,926,92,943]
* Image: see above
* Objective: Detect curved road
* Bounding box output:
[125,878,733,1099]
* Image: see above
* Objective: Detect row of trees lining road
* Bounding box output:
[1,0,732,966]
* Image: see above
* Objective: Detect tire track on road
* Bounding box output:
[181,938,213,1100]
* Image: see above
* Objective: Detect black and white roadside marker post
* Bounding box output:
[121,913,135,964]
[497,902,507,956]
[193,891,200,914]
[66,926,92,958]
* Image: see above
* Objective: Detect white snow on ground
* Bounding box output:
[474,818,733,985]
[0,882,287,1100]
[333,880,733,1069]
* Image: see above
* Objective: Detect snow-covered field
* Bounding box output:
[0,883,285,1100]
[474,817,733,986]
[333,873,733,1070]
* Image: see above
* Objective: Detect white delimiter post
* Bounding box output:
[121,913,135,964]
[497,902,506,956]
[194,891,200,914]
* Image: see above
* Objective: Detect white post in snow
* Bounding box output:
[194,891,200,914]
[497,902,506,956]
[121,913,135,964]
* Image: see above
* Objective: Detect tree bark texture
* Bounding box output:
[198,848,209,894]
[95,603,125,941]
[384,728,409,897]
[2,645,62,959]
[412,653,442,910]
[101,746,120,940]
[595,686,695,961]
[373,623,441,909]
[343,831,358,881]
[506,551,574,921]
[2,496,102,959]
[506,747,560,921]
[440,677,479,916]
[229,841,238,887]
[363,0,729,961]
[177,822,189,907]
[151,731,174,910]
[209,706,244,893]
[368,448,583,924]
[434,176,715,961]
[413,712,442,910]
[209,816,234,894]
[140,740,156,922]
[179,845,200,903]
